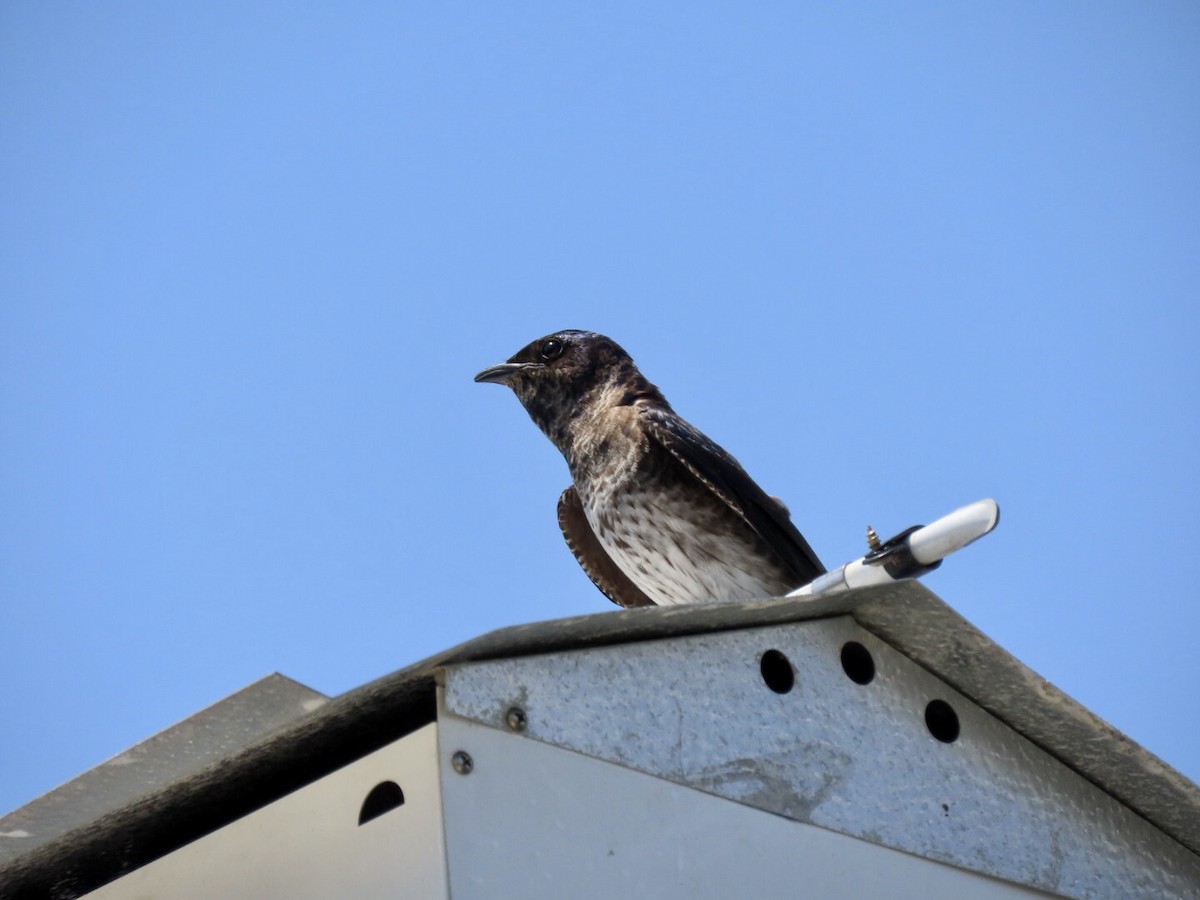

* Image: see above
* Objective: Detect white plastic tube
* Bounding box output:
[909,499,1000,564]
[788,498,1000,598]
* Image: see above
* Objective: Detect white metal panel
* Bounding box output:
[85,723,448,900]
[438,711,1048,899]
[442,616,1200,898]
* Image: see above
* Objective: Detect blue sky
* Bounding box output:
[2,3,1197,815]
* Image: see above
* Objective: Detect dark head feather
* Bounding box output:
[475,330,666,452]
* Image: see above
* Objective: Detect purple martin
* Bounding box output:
[475,330,825,607]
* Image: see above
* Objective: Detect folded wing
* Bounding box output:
[639,405,825,587]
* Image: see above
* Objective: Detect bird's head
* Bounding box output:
[475,329,662,451]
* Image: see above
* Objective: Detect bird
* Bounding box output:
[474,329,825,608]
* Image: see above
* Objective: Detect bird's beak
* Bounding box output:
[473,362,541,384]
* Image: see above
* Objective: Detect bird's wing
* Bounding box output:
[640,406,826,585]
[557,486,657,609]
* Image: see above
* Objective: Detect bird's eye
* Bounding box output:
[540,339,564,360]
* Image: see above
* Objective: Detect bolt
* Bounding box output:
[451,750,473,775]
[866,525,881,552]
[505,706,528,732]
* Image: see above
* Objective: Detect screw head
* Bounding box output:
[505,706,528,732]
[451,750,474,775]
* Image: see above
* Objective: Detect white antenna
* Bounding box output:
[789,498,1000,597]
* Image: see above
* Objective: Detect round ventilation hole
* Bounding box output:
[925,700,960,743]
[840,641,875,685]
[760,649,795,694]
[358,781,405,825]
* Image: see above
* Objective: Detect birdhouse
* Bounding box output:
[2,582,1198,898]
